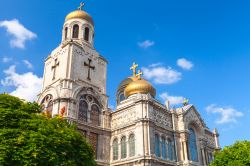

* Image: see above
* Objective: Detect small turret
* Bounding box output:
[62,2,95,46]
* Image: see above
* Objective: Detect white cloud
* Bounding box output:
[206,104,243,124]
[159,92,184,105]
[23,59,33,69]
[1,65,42,102]
[142,64,181,84]
[2,56,12,63]
[177,58,194,70]
[149,63,162,68]
[138,40,155,49]
[0,19,37,49]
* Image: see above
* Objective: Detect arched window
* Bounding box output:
[161,137,166,159]
[78,99,88,122]
[113,139,118,160]
[155,134,160,157]
[72,24,79,38]
[119,93,125,102]
[41,94,53,118]
[208,152,213,163]
[121,136,127,159]
[84,27,90,41]
[189,128,198,161]
[167,139,174,160]
[129,134,135,157]
[47,100,53,114]
[64,27,68,40]
[90,104,100,126]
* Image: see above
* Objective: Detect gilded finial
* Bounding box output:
[183,98,189,106]
[78,2,85,10]
[130,62,138,77]
[136,70,143,79]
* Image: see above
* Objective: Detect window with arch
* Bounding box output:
[90,104,100,126]
[188,128,198,161]
[64,27,68,40]
[41,94,53,118]
[78,98,88,122]
[78,94,101,124]
[121,136,127,159]
[161,137,167,159]
[155,134,160,157]
[129,134,135,157]
[167,139,174,161]
[84,27,90,41]
[47,100,53,114]
[113,139,118,160]
[208,152,213,163]
[119,92,125,102]
[72,24,79,38]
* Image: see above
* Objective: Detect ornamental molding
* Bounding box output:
[183,106,206,129]
[149,108,172,129]
[111,108,137,129]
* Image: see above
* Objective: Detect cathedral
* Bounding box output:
[37,3,220,166]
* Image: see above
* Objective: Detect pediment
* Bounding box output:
[183,105,207,129]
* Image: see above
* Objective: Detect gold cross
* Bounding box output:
[130,62,138,77]
[183,98,189,106]
[78,2,85,10]
[136,70,143,79]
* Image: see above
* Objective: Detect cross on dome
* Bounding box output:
[129,62,144,79]
[78,2,85,10]
[130,62,138,77]
[136,70,143,79]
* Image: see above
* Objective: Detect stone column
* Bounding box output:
[201,147,207,166]
[180,133,189,162]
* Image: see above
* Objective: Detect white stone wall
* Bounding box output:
[42,45,70,90]
[71,45,107,94]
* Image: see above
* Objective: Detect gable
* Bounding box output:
[183,105,207,129]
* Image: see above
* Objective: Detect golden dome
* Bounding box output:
[124,77,156,98]
[65,10,94,25]
[117,77,137,94]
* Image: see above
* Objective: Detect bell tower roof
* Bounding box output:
[65,2,94,25]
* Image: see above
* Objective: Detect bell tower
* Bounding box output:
[37,3,111,164]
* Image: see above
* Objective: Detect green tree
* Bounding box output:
[210,140,250,166]
[0,94,96,166]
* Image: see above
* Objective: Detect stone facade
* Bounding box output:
[37,6,220,166]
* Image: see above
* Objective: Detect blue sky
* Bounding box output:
[0,0,250,147]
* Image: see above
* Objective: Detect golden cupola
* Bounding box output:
[124,63,156,98]
[65,2,94,25]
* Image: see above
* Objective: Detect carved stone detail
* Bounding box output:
[184,109,203,129]
[111,108,136,129]
[149,108,172,129]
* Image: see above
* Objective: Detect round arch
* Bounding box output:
[72,86,103,108]
[37,86,58,104]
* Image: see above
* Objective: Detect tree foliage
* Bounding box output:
[210,140,250,166]
[0,94,96,166]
